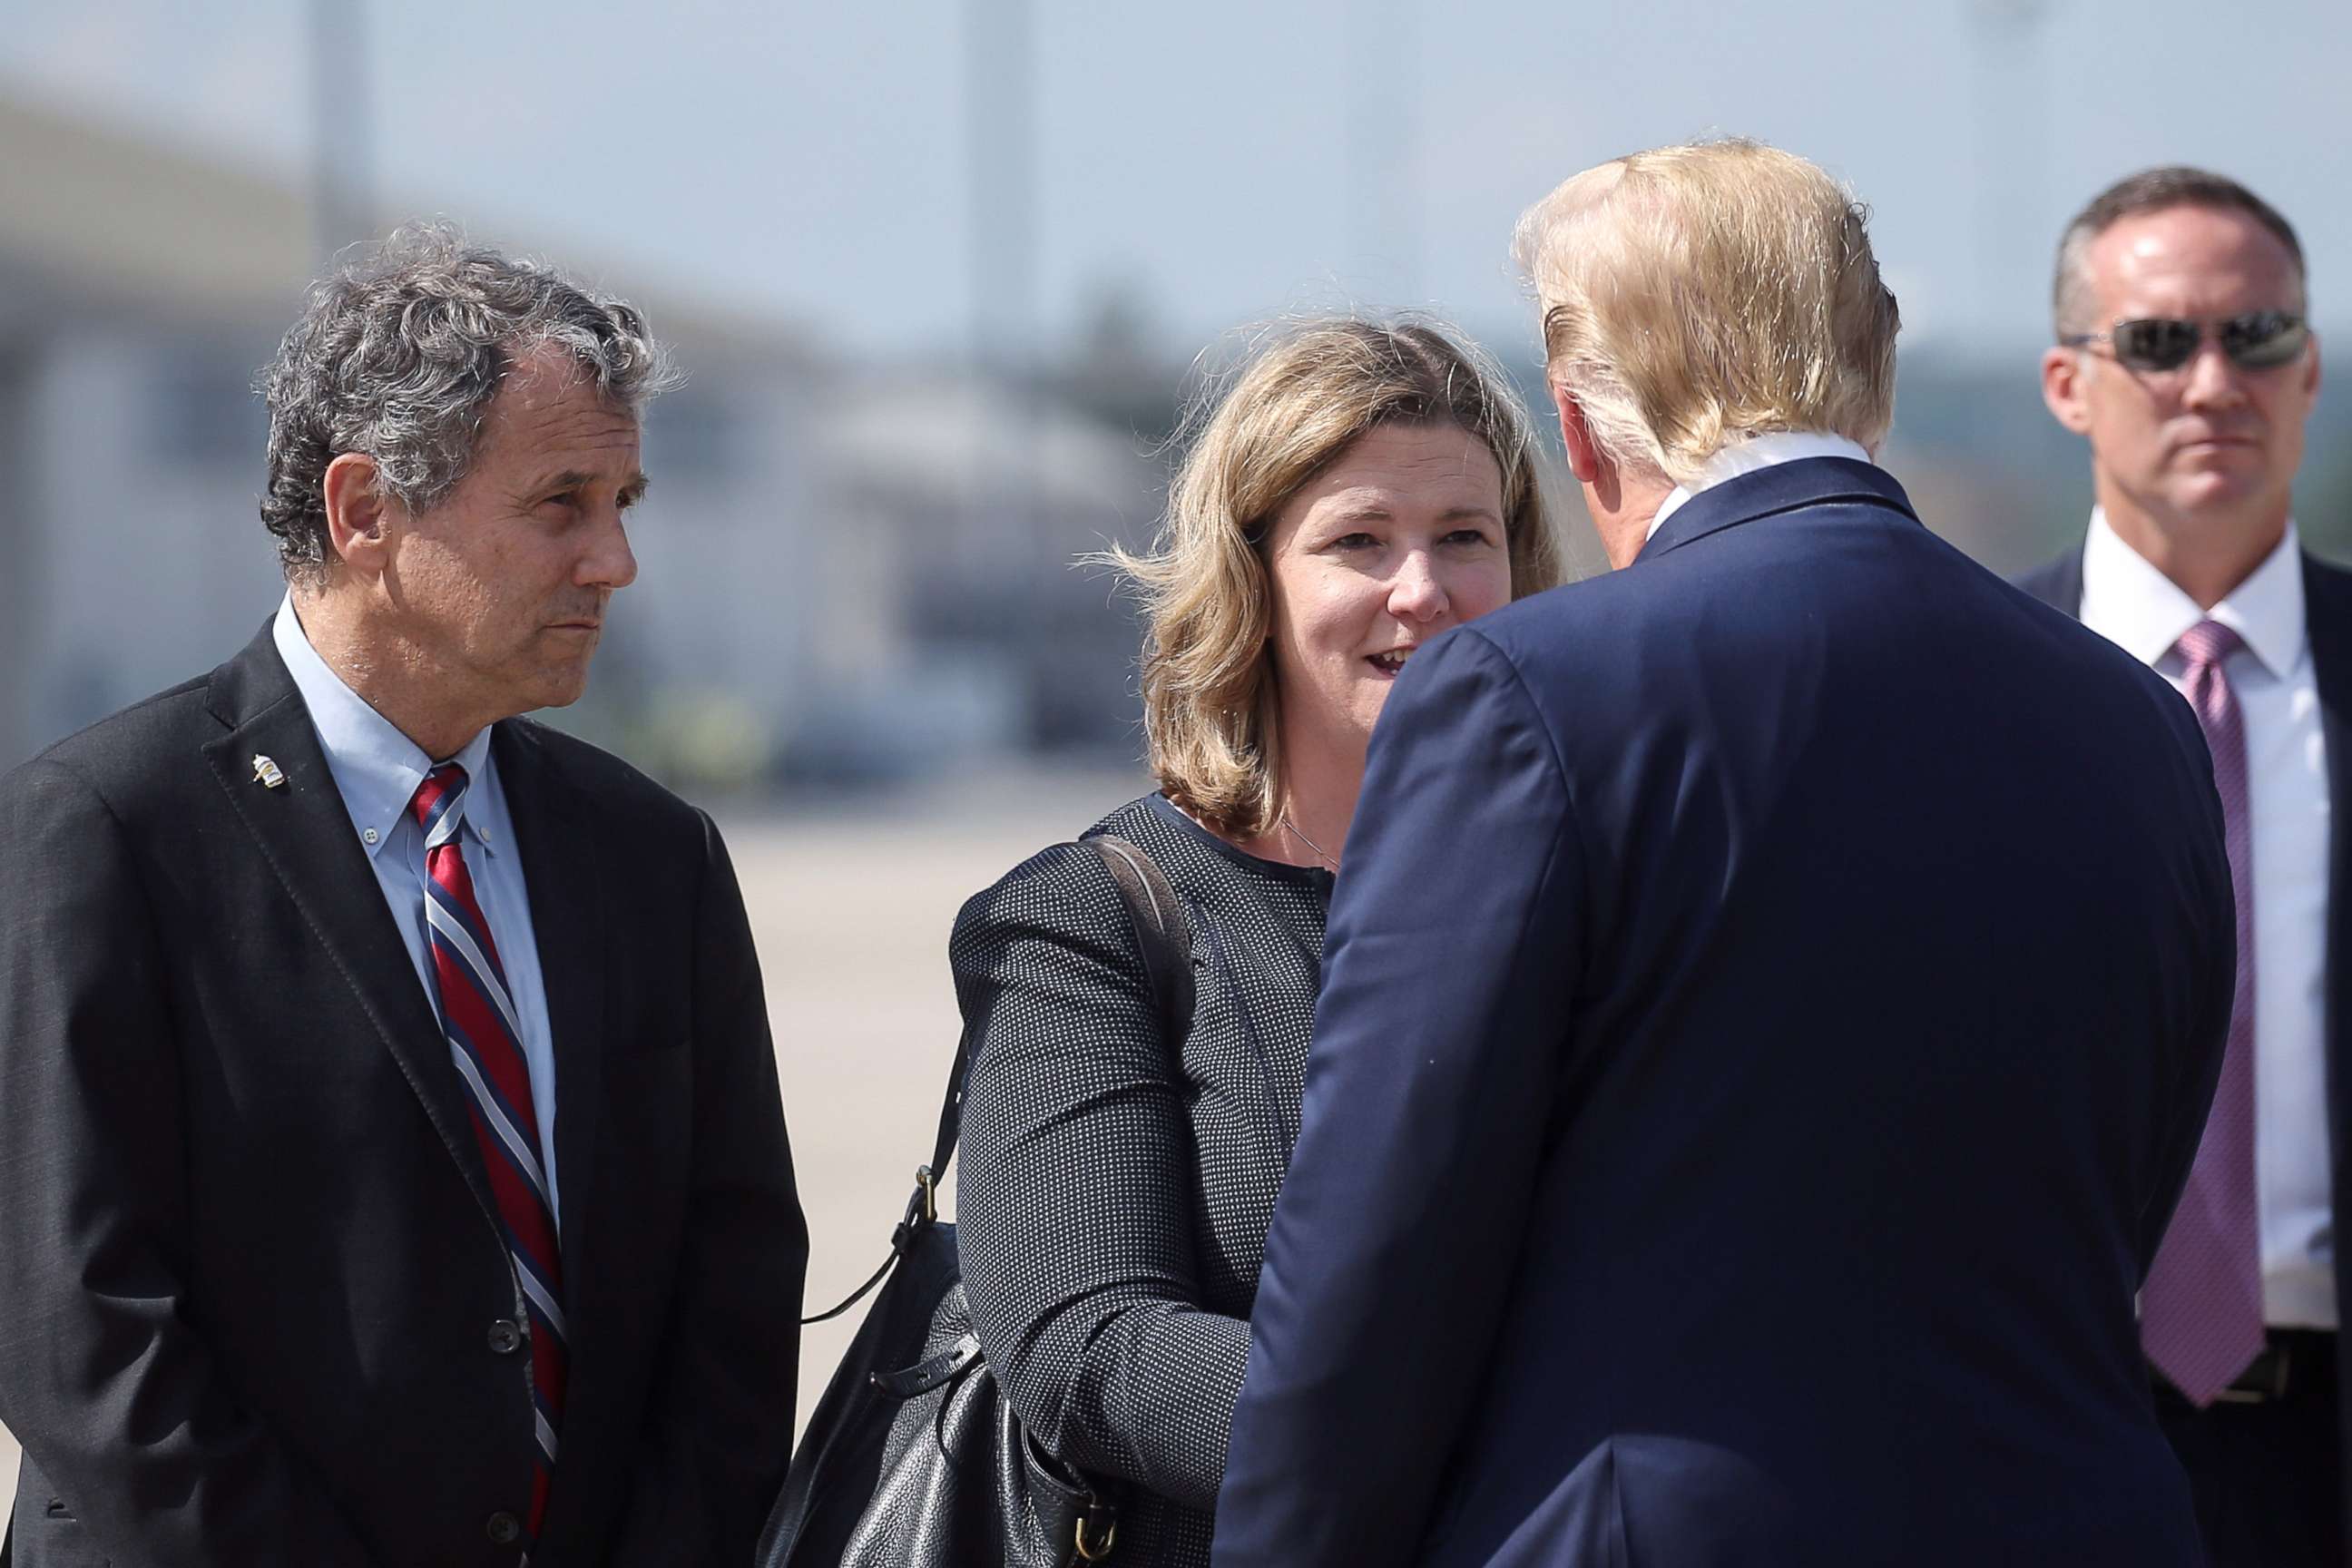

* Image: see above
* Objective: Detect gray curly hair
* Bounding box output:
[260,221,675,581]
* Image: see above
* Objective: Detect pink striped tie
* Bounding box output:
[411,765,566,1552]
[2141,620,2265,1406]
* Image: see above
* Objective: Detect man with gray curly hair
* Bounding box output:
[0,226,807,1567]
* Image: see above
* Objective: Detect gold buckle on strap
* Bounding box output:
[1074,1514,1117,1561]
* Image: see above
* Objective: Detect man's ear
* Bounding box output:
[2041,347,2094,437]
[1555,387,1604,484]
[321,454,395,573]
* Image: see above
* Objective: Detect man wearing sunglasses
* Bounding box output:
[2023,166,2338,1567]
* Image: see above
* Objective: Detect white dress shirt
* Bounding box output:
[2079,512,2333,1328]
[273,596,564,1224]
[1646,430,1876,540]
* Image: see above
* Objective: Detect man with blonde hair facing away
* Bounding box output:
[1213,140,2230,1567]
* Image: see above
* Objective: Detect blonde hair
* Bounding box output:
[1109,318,1566,839]
[1512,139,1900,488]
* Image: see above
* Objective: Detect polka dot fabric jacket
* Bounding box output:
[950,792,1331,1566]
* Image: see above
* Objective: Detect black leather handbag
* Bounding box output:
[758,834,1195,1568]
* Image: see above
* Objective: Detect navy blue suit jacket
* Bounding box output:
[1212,459,2234,1567]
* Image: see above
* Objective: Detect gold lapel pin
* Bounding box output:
[251,754,288,789]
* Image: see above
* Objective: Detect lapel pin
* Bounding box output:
[251,754,288,789]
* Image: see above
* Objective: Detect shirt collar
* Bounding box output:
[272,594,499,859]
[1646,431,1876,540]
[2078,509,2305,677]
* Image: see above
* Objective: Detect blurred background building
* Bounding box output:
[0,95,1175,787]
[4,0,2349,781]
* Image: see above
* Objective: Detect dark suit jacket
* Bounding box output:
[2019,540,2352,1546]
[0,624,807,1567]
[1212,459,2235,1567]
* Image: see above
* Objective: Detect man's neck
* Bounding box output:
[2098,494,2288,612]
[289,590,485,761]
[1588,474,1675,569]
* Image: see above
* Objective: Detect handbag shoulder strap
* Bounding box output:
[926,833,1192,1176]
[1090,833,1196,1042]
[935,831,1193,1163]
[920,834,1194,1190]
[801,830,1194,1327]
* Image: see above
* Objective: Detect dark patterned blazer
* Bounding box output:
[950,792,1330,1567]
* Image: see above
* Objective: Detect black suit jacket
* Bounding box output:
[0,623,807,1567]
[2019,541,2352,1545]
[1215,459,2234,1566]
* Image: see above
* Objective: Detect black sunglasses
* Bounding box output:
[2062,311,2309,373]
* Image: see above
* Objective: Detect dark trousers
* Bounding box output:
[2154,1330,2343,1568]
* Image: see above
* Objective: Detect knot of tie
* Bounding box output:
[2175,619,2244,673]
[408,762,469,850]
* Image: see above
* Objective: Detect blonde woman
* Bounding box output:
[948,318,1565,1564]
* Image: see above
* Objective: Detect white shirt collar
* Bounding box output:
[272,594,499,860]
[2078,509,2305,678]
[1645,431,1875,540]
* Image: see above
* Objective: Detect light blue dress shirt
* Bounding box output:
[273,595,563,1224]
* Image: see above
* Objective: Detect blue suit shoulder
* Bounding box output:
[2000,542,2220,779]
[2011,545,2083,612]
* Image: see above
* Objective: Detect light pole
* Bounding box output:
[967,0,1038,381]
[1346,0,1420,307]
[965,0,1047,736]
[1969,0,2056,346]
[309,0,374,266]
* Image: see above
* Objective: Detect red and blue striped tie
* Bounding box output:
[410,764,566,1552]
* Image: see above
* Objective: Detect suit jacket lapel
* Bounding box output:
[2298,560,2352,1405]
[2016,544,2085,616]
[494,720,608,1273]
[197,623,499,1220]
[493,720,620,1553]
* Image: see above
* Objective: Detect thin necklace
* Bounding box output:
[1279,812,1340,872]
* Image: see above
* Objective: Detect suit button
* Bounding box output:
[487,1318,525,1356]
[486,1511,522,1544]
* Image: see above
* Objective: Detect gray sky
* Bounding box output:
[5,0,2347,364]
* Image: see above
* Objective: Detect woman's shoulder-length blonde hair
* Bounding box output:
[1108,316,1567,841]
